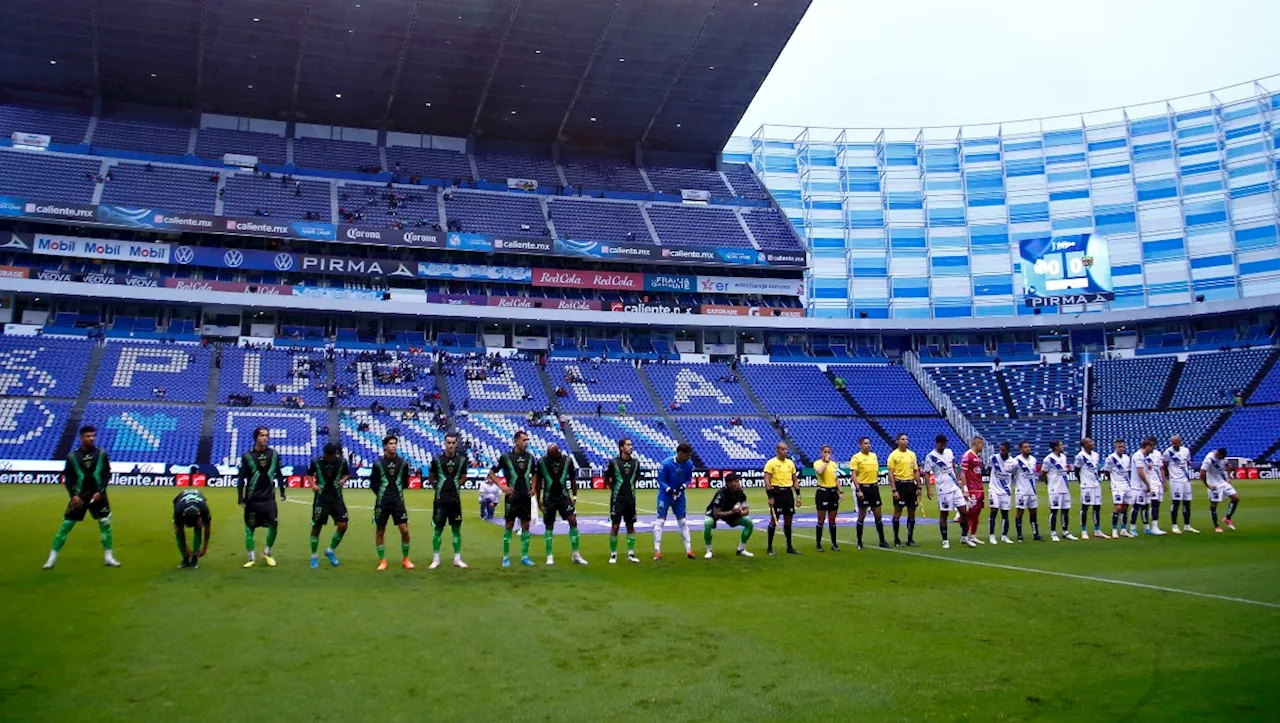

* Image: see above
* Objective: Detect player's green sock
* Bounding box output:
[329,529,345,551]
[309,536,319,555]
[609,535,618,553]
[376,544,386,560]
[265,524,278,550]
[703,517,715,546]
[51,519,76,551]
[97,520,112,550]
[740,517,754,544]
[192,527,203,554]
[401,542,410,559]
[569,528,580,553]
[451,527,461,554]
[520,528,531,557]
[626,534,635,553]
[502,528,512,558]
[244,525,255,552]
[174,528,187,556]
[544,530,554,556]
[432,527,443,553]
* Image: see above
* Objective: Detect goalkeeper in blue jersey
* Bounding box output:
[653,442,695,560]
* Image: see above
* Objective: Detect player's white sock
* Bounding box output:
[653,518,665,551]
[104,550,120,566]
[43,550,58,569]
[264,546,272,556]
[737,541,747,552]
[677,519,691,553]
[247,550,255,562]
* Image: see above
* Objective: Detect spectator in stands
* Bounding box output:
[1233,390,1244,408]
[153,387,166,399]
[834,377,846,391]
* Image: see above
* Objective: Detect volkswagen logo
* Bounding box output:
[223,249,244,268]
[173,246,194,265]
[273,253,295,271]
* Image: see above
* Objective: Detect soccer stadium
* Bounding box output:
[0,1,1278,720]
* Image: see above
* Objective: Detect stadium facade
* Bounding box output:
[728,76,1280,319]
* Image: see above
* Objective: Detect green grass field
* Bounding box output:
[2,483,1278,722]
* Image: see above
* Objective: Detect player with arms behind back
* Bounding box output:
[1043,440,1077,541]
[851,437,888,550]
[43,425,120,570]
[703,472,755,558]
[428,432,469,570]
[1200,448,1241,533]
[307,442,350,568]
[534,443,586,566]
[1013,440,1043,542]
[1163,435,1199,534]
[1103,439,1133,538]
[959,437,986,545]
[987,441,1015,544]
[764,441,801,556]
[1073,438,1105,540]
[370,435,414,571]
[237,426,287,568]
[606,438,641,564]
[491,430,537,568]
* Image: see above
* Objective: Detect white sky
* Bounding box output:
[735,0,1280,137]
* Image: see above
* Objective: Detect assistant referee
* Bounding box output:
[851,436,887,549]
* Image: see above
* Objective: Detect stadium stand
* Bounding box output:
[100,163,217,214]
[1004,363,1083,416]
[675,416,780,469]
[0,398,73,460]
[79,402,201,463]
[644,166,732,197]
[0,104,90,145]
[567,415,677,469]
[927,366,1007,418]
[339,182,438,229]
[194,128,287,165]
[91,343,212,403]
[972,418,1082,455]
[738,364,851,415]
[454,413,567,470]
[1196,407,1280,461]
[1089,410,1223,450]
[740,208,803,251]
[1248,361,1280,404]
[444,360,547,412]
[213,409,327,468]
[340,410,446,471]
[0,150,101,202]
[474,153,561,188]
[219,348,327,407]
[560,157,649,194]
[646,203,752,248]
[828,364,934,415]
[0,337,93,398]
[783,417,890,461]
[444,191,547,237]
[1170,349,1273,408]
[222,174,333,220]
[644,363,758,414]
[1090,357,1176,411]
[722,163,770,201]
[545,360,656,414]
[335,351,434,410]
[546,198,654,245]
[877,417,964,456]
[384,146,473,182]
[292,137,381,172]
[92,118,190,156]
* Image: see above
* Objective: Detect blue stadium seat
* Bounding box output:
[220,348,327,407]
[1090,357,1175,411]
[1170,349,1272,408]
[644,363,757,414]
[740,364,851,415]
[213,409,328,469]
[828,365,934,415]
[80,402,201,464]
[0,398,73,460]
[545,360,655,414]
[445,360,547,412]
[91,343,212,403]
[1089,410,1223,450]
[673,416,780,469]
[1196,407,1280,462]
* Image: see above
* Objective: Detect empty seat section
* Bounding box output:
[222,174,332,220]
[722,163,770,200]
[784,418,891,461]
[1004,363,1083,416]
[340,410,447,471]
[971,418,1081,456]
[93,118,190,156]
[0,150,100,202]
[1088,410,1223,450]
[560,157,649,194]
[195,128,286,165]
[645,167,732,197]
[739,365,851,414]
[445,192,546,237]
[220,348,327,406]
[927,367,1006,417]
[474,153,561,188]
[385,146,473,181]
[741,208,803,251]
[674,416,780,469]
[79,402,202,463]
[214,409,328,468]
[567,416,676,469]
[454,413,567,470]
[0,337,94,396]
[547,198,653,244]
[646,204,751,248]
[876,417,964,457]
[100,163,217,213]
[445,360,547,412]
[0,105,90,145]
[1170,349,1273,408]
[1197,407,1280,461]
[293,137,381,172]
[0,398,73,459]
[1090,357,1175,411]
[829,365,935,415]
[546,360,655,414]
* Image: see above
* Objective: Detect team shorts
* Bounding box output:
[374,497,409,527]
[1170,482,1193,501]
[814,487,840,511]
[989,492,1011,511]
[1147,485,1164,502]
[1129,489,1148,506]
[857,484,882,509]
[937,488,968,513]
[770,488,796,516]
[504,492,533,523]
[542,495,576,526]
[311,496,349,526]
[705,514,750,529]
[892,481,919,510]
[432,496,463,529]
[1015,492,1039,510]
[1080,488,1102,506]
[610,495,636,525]
[64,493,111,522]
[655,490,687,520]
[243,498,278,529]
[1049,492,1071,510]
[1112,487,1129,505]
[1209,482,1237,503]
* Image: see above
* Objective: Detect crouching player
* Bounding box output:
[173,488,212,569]
[703,472,754,558]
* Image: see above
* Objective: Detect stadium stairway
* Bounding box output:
[196,363,221,465]
[822,368,894,448]
[635,365,704,467]
[1158,360,1185,410]
[995,370,1018,418]
[54,342,107,458]
[532,362,590,467]
[1243,349,1280,403]
[732,365,807,465]
[1189,410,1231,457]
[326,354,339,441]
[433,362,456,423]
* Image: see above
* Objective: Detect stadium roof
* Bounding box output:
[0,0,810,155]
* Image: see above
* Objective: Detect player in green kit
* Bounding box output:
[703,472,754,558]
[173,488,211,569]
[307,442,350,569]
[44,425,120,569]
[534,443,586,566]
[370,435,414,571]
[489,429,537,568]
[428,432,469,570]
[606,438,641,564]
[237,427,286,568]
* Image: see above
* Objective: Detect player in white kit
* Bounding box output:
[987,441,1015,544]
[1200,447,1240,532]
[1162,435,1199,534]
[1131,438,1164,535]
[1012,440,1043,542]
[1073,437,1105,540]
[924,435,970,549]
[1042,440,1077,541]
[1141,437,1167,535]
[1102,439,1133,538]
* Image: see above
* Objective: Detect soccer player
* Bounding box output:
[925,434,969,549]
[813,444,843,551]
[307,442,350,568]
[1102,439,1134,538]
[1013,440,1043,542]
[173,488,211,569]
[987,441,1015,544]
[1131,437,1162,535]
[606,438,641,564]
[888,433,922,547]
[534,443,586,566]
[491,430,537,567]
[370,435,413,570]
[1043,440,1077,541]
[238,426,286,568]
[1163,434,1199,533]
[1073,438,1105,540]
[428,432,469,570]
[43,425,120,570]
[703,472,754,558]
[764,441,800,555]
[1142,437,1167,535]
[851,436,887,550]
[1200,447,1240,532]
[960,437,986,544]
[654,442,695,560]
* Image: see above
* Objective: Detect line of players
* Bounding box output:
[39,424,1246,570]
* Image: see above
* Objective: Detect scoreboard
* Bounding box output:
[1019,232,1114,307]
